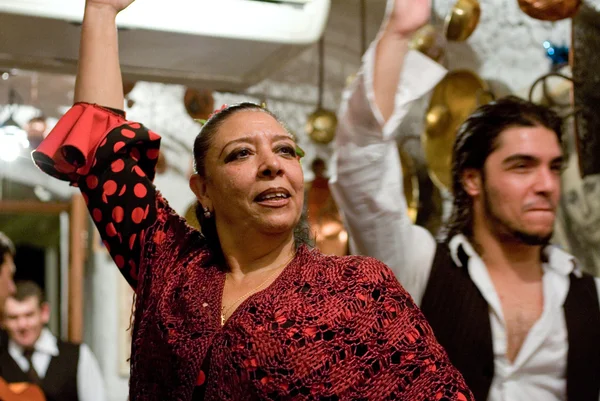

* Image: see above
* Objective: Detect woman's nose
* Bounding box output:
[258,153,283,178]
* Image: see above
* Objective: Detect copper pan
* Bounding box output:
[445,0,481,41]
[517,0,581,21]
[421,70,494,190]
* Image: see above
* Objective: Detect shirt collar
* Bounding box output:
[448,234,581,277]
[8,327,59,357]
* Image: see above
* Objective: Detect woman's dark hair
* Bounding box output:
[442,95,563,241]
[192,102,312,255]
[0,231,15,266]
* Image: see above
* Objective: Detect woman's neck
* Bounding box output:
[217,224,296,278]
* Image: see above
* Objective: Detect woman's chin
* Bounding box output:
[255,217,298,237]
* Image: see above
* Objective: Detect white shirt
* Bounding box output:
[329,34,600,401]
[8,328,107,401]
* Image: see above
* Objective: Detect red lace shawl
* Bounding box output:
[32,103,472,401]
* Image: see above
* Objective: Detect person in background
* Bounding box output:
[29,0,473,399]
[329,0,600,400]
[1,281,106,401]
[0,232,17,350]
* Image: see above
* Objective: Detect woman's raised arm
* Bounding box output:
[74,0,134,107]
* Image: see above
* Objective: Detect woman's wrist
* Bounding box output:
[83,3,119,24]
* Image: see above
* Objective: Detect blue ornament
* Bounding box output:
[543,41,569,67]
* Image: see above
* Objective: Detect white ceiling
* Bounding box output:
[0,0,387,119]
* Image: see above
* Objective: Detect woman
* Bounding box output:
[32,0,472,399]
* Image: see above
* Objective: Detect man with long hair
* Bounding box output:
[330,0,600,400]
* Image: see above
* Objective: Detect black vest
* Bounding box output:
[0,339,80,401]
[420,243,600,401]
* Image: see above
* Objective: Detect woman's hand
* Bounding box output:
[85,0,136,15]
[389,0,431,37]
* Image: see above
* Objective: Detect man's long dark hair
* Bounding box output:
[442,96,563,242]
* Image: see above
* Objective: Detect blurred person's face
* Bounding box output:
[3,296,49,349]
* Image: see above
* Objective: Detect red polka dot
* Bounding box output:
[106,223,117,237]
[114,142,125,153]
[86,175,99,189]
[197,370,206,386]
[140,229,145,243]
[112,206,124,223]
[121,128,136,138]
[129,234,137,250]
[103,180,117,196]
[114,255,125,269]
[92,208,102,222]
[148,130,160,141]
[147,149,159,160]
[130,148,140,161]
[111,159,125,172]
[134,183,147,198]
[129,123,141,129]
[133,166,145,177]
[119,184,127,196]
[131,207,145,224]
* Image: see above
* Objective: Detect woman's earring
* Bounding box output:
[203,207,212,219]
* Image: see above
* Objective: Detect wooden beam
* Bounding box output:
[0,200,70,214]
[68,194,87,343]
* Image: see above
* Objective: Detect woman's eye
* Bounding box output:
[277,145,297,157]
[225,148,251,163]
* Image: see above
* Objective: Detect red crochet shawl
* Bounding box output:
[32,103,472,401]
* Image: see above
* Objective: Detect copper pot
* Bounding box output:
[422,70,493,190]
[184,88,215,120]
[445,0,481,41]
[410,24,447,62]
[517,0,581,21]
[306,108,338,145]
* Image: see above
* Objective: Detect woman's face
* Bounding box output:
[562,155,600,244]
[192,110,304,238]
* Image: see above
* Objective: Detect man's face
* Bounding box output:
[3,296,49,349]
[0,254,16,309]
[469,125,563,245]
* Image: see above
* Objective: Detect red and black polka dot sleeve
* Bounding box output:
[32,103,188,289]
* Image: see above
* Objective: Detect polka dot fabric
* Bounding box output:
[33,103,473,400]
[33,103,164,289]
